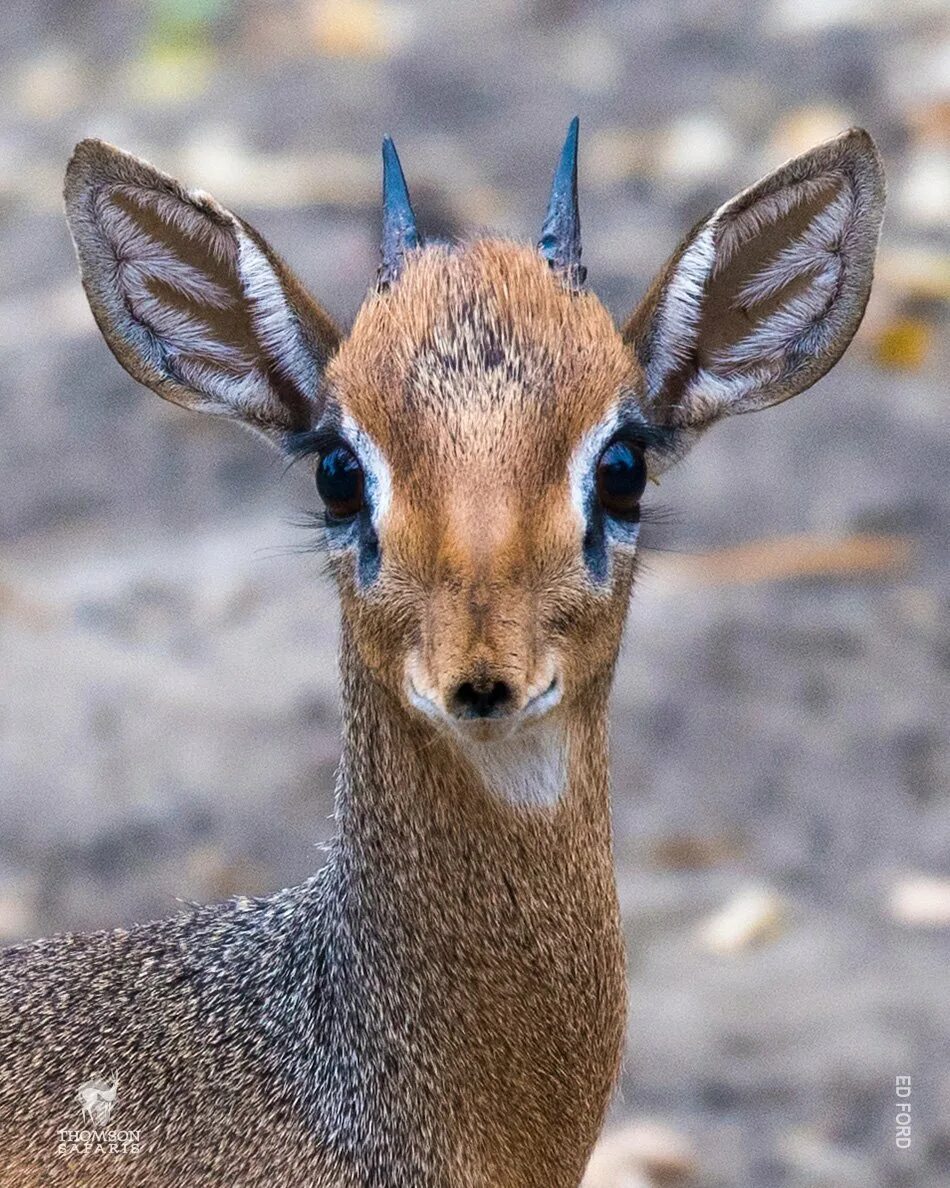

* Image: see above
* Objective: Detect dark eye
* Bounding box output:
[316,446,364,520]
[596,438,647,520]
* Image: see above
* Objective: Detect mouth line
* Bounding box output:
[522,677,562,719]
[406,683,444,725]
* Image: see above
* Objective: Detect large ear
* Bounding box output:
[64,139,341,443]
[624,129,884,435]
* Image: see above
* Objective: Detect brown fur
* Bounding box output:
[330,242,637,717]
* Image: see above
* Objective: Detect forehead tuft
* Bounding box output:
[328,241,635,467]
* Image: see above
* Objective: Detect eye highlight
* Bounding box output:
[596,438,647,520]
[316,445,364,521]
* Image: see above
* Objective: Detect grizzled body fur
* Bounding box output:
[0,641,624,1187]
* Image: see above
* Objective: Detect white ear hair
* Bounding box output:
[64,139,341,443]
[625,128,885,429]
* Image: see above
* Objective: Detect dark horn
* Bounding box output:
[537,117,585,288]
[379,136,420,288]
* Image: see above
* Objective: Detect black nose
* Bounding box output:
[449,679,513,720]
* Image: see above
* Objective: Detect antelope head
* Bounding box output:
[64,122,884,793]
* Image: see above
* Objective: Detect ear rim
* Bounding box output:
[64,138,342,441]
[623,128,886,427]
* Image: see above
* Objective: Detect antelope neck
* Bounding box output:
[332,627,616,883]
[312,626,625,1182]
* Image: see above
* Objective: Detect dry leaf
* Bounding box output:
[584,1121,697,1187]
[770,106,856,159]
[662,532,912,589]
[650,834,742,871]
[313,0,390,59]
[698,887,788,954]
[873,317,934,371]
[890,876,950,927]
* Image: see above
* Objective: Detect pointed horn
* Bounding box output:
[537,117,585,288]
[379,136,419,288]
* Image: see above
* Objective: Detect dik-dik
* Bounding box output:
[0,121,883,1187]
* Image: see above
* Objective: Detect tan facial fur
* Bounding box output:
[326,240,638,740]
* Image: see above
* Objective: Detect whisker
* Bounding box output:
[254,511,331,562]
[637,501,692,555]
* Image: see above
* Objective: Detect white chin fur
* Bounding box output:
[456,718,568,810]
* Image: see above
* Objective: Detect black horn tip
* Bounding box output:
[538,116,586,289]
[379,135,420,289]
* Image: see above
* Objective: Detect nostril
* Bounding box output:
[450,679,513,720]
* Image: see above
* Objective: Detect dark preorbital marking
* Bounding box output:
[583,500,611,586]
[356,513,382,586]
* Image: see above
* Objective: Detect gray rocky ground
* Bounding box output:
[0,1,947,1184]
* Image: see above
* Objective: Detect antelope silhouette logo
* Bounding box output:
[76,1074,118,1127]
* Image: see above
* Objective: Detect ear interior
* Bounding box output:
[104,186,259,375]
[65,139,341,440]
[699,179,844,368]
[626,130,885,427]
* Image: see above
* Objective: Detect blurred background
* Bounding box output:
[0,1,947,1184]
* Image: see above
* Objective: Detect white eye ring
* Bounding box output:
[339,415,392,533]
